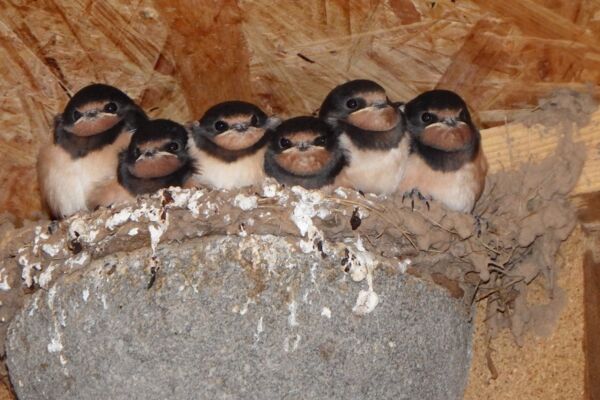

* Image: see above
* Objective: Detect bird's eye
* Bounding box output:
[279,137,293,149]
[421,112,436,123]
[72,110,83,121]
[250,114,259,127]
[132,147,141,159]
[346,99,358,109]
[104,102,118,113]
[313,136,327,146]
[214,120,228,132]
[166,142,180,153]
[458,110,468,121]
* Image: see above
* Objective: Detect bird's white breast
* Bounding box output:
[190,146,266,190]
[38,132,132,218]
[337,134,409,194]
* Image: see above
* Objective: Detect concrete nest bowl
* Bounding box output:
[4,185,478,400]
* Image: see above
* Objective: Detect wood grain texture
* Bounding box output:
[0,0,599,219]
[482,107,600,195]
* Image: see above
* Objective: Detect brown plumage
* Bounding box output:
[37,83,146,219]
[398,90,488,213]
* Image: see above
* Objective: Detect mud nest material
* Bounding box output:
[0,125,583,375]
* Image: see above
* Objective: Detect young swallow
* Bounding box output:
[87,119,196,209]
[318,79,408,194]
[398,89,488,213]
[188,101,280,190]
[37,83,147,219]
[264,116,346,189]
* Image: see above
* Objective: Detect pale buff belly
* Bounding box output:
[38,133,131,218]
[190,147,266,190]
[397,154,482,213]
[336,134,409,194]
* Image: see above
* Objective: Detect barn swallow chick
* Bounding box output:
[188,101,280,190]
[37,83,147,219]
[319,79,408,194]
[397,90,488,213]
[264,116,346,190]
[87,119,196,209]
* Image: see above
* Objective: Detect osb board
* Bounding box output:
[464,227,586,400]
[1,0,600,219]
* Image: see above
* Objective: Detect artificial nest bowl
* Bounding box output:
[0,135,581,399]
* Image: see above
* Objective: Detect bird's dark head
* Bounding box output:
[404,89,477,152]
[125,119,190,179]
[318,79,400,132]
[269,116,338,176]
[62,84,144,137]
[190,101,279,151]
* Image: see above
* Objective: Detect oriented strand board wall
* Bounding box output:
[1,0,600,220]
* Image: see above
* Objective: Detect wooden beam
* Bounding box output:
[481,106,600,195]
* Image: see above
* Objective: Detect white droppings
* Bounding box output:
[59,355,67,365]
[187,191,205,217]
[284,334,301,353]
[59,309,67,327]
[298,239,313,253]
[105,207,132,230]
[168,188,192,207]
[223,214,231,223]
[398,258,412,273]
[42,243,61,257]
[239,298,254,315]
[334,187,348,198]
[38,263,57,288]
[148,224,166,254]
[233,194,258,211]
[0,268,10,291]
[290,187,322,236]
[262,182,279,198]
[19,255,40,288]
[47,337,63,353]
[65,252,90,270]
[321,307,332,319]
[32,226,42,254]
[352,289,380,316]
[287,300,299,327]
[101,294,108,310]
[254,316,265,345]
[257,316,264,334]
[82,289,89,302]
[28,296,39,317]
[128,228,139,236]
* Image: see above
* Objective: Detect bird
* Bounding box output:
[187,100,280,190]
[318,79,409,194]
[37,83,147,219]
[397,89,488,213]
[264,116,346,190]
[87,119,197,209]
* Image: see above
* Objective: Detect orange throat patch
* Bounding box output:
[419,123,474,152]
[128,155,183,178]
[67,115,122,137]
[275,147,332,176]
[347,106,400,132]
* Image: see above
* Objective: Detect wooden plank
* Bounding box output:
[481,106,600,195]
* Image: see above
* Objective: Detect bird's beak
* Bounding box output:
[298,142,310,151]
[443,118,458,127]
[232,123,249,132]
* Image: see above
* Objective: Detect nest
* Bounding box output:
[0,126,583,367]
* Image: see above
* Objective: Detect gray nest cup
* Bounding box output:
[6,233,473,400]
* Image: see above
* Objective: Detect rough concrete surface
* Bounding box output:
[6,234,473,400]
